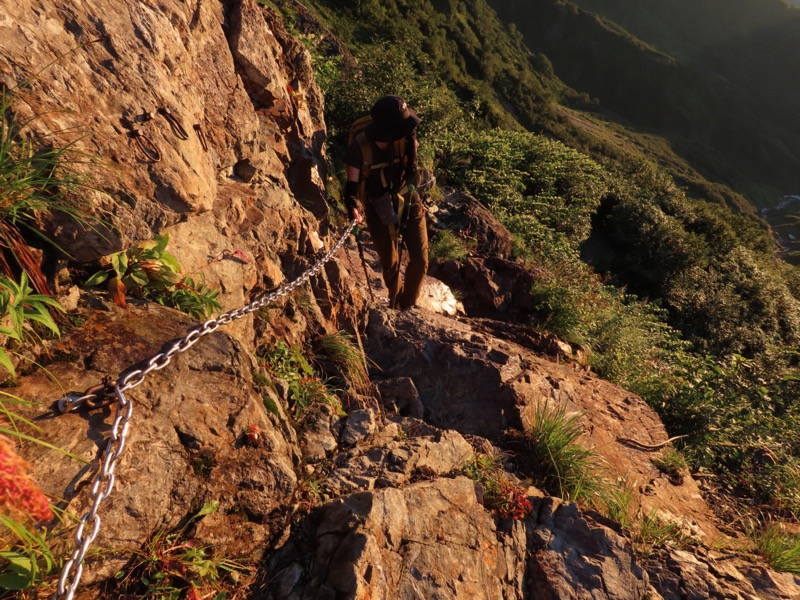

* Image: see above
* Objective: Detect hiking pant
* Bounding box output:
[365,191,428,309]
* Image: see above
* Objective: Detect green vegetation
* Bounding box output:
[0,272,64,376]
[0,513,58,594]
[295,0,800,523]
[459,452,533,520]
[504,403,600,501]
[428,229,470,262]
[0,90,92,295]
[85,234,221,320]
[492,0,800,207]
[596,478,636,530]
[313,330,370,396]
[634,510,689,557]
[752,522,800,575]
[637,354,800,514]
[652,448,687,480]
[262,340,343,418]
[112,502,249,599]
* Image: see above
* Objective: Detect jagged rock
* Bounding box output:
[283,477,520,599]
[365,306,721,541]
[432,190,514,259]
[416,275,465,316]
[324,419,473,496]
[264,478,654,600]
[14,299,297,583]
[301,409,338,463]
[429,256,538,319]
[4,2,800,599]
[377,376,424,418]
[644,549,800,600]
[528,497,649,599]
[339,409,377,446]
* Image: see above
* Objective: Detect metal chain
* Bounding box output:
[56,385,131,600]
[53,219,356,599]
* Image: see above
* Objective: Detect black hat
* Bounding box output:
[367,95,421,142]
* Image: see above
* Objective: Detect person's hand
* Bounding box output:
[350,207,363,224]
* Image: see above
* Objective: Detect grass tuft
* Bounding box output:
[752,522,800,574]
[504,402,601,501]
[314,330,371,396]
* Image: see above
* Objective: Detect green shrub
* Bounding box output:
[263,341,343,418]
[439,129,607,250]
[85,234,221,319]
[0,513,58,593]
[429,229,469,262]
[587,291,687,387]
[638,353,800,514]
[113,502,249,598]
[459,453,533,520]
[652,448,687,484]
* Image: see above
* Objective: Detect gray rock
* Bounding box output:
[340,409,377,446]
[377,377,424,418]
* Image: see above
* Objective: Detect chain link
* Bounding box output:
[56,385,132,600]
[53,219,356,599]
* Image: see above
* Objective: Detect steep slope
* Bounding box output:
[490,0,800,205]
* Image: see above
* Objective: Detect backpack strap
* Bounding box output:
[356,133,409,204]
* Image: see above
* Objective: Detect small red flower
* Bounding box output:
[186,585,202,600]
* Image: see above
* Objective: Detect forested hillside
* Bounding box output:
[491,0,800,207]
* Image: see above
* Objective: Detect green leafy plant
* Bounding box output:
[0,513,58,594]
[460,453,533,520]
[639,353,800,515]
[85,234,220,319]
[0,272,64,376]
[263,341,343,418]
[504,402,601,501]
[114,502,249,599]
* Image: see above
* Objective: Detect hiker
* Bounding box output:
[344,95,429,309]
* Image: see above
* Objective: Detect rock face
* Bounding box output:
[15,298,298,584]
[364,307,720,541]
[2,2,799,600]
[263,420,652,600]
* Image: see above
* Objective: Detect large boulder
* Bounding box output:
[15,298,298,584]
[364,306,720,541]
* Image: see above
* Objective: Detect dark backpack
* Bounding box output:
[348,114,408,204]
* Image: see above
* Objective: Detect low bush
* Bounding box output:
[429,229,470,262]
[85,234,220,319]
[459,453,533,520]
